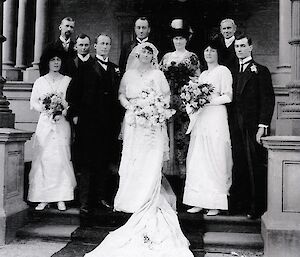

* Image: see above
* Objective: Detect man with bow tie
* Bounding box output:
[39,17,76,76]
[67,33,122,213]
[119,17,152,75]
[228,33,275,219]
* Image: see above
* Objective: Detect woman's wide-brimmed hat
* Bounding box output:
[169,18,192,39]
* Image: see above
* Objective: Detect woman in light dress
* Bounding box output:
[160,19,200,176]
[28,48,76,211]
[84,42,193,257]
[183,40,233,216]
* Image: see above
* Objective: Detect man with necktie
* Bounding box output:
[119,17,152,75]
[229,33,275,219]
[67,33,122,213]
[39,17,76,76]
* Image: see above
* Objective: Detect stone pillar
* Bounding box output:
[0,128,32,245]
[0,0,15,128]
[14,0,27,71]
[2,0,21,81]
[278,0,292,71]
[262,136,300,257]
[276,0,300,136]
[24,0,48,82]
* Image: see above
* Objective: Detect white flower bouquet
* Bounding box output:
[39,92,68,121]
[180,79,214,114]
[127,87,176,128]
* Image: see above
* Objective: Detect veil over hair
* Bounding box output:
[125,42,159,71]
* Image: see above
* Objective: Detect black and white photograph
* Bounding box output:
[0,0,299,257]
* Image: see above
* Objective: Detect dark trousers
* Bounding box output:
[78,162,111,208]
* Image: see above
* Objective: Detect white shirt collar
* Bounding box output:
[239,56,252,65]
[224,36,235,48]
[96,55,109,63]
[77,54,90,62]
[136,37,149,44]
[59,35,70,44]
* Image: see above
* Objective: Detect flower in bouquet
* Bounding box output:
[39,92,68,121]
[180,80,214,114]
[127,87,176,129]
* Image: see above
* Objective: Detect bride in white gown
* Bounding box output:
[85,43,193,257]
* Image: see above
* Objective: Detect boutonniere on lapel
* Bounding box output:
[250,64,258,74]
[115,67,121,76]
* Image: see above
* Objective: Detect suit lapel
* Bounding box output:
[93,60,105,78]
[237,61,255,95]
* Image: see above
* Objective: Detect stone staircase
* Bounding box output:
[16,206,263,257]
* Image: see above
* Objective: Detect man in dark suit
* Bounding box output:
[119,17,151,74]
[218,18,238,72]
[229,33,275,219]
[67,33,122,213]
[39,17,76,76]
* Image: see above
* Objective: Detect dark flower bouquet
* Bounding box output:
[161,61,194,95]
[180,80,214,114]
[39,92,68,121]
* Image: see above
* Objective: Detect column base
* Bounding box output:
[0,112,15,128]
[272,67,291,86]
[262,213,300,257]
[276,118,300,136]
[2,68,23,81]
[0,206,28,245]
[23,66,40,83]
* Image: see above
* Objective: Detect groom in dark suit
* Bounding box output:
[67,33,122,213]
[119,17,151,74]
[229,33,275,219]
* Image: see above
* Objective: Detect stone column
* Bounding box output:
[24,0,48,82]
[276,0,300,136]
[278,0,292,71]
[0,128,32,245]
[262,136,300,257]
[2,0,20,81]
[14,0,27,71]
[0,0,15,128]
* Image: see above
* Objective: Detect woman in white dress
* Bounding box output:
[84,42,193,257]
[183,40,233,216]
[28,48,76,211]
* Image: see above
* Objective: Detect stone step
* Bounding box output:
[179,212,261,234]
[203,232,263,251]
[17,222,79,242]
[82,209,260,234]
[70,225,204,248]
[28,207,80,225]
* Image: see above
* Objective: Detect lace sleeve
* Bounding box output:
[118,72,130,109]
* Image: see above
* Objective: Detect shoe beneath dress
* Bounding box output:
[187,207,203,213]
[35,202,48,211]
[57,201,66,211]
[206,209,220,216]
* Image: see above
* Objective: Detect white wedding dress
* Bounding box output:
[28,75,76,203]
[85,69,193,257]
[183,65,233,210]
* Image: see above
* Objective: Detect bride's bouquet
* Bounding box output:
[127,87,176,129]
[180,79,214,114]
[39,92,68,121]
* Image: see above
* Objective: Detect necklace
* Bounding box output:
[137,68,149,77]
[47,73,62,83]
